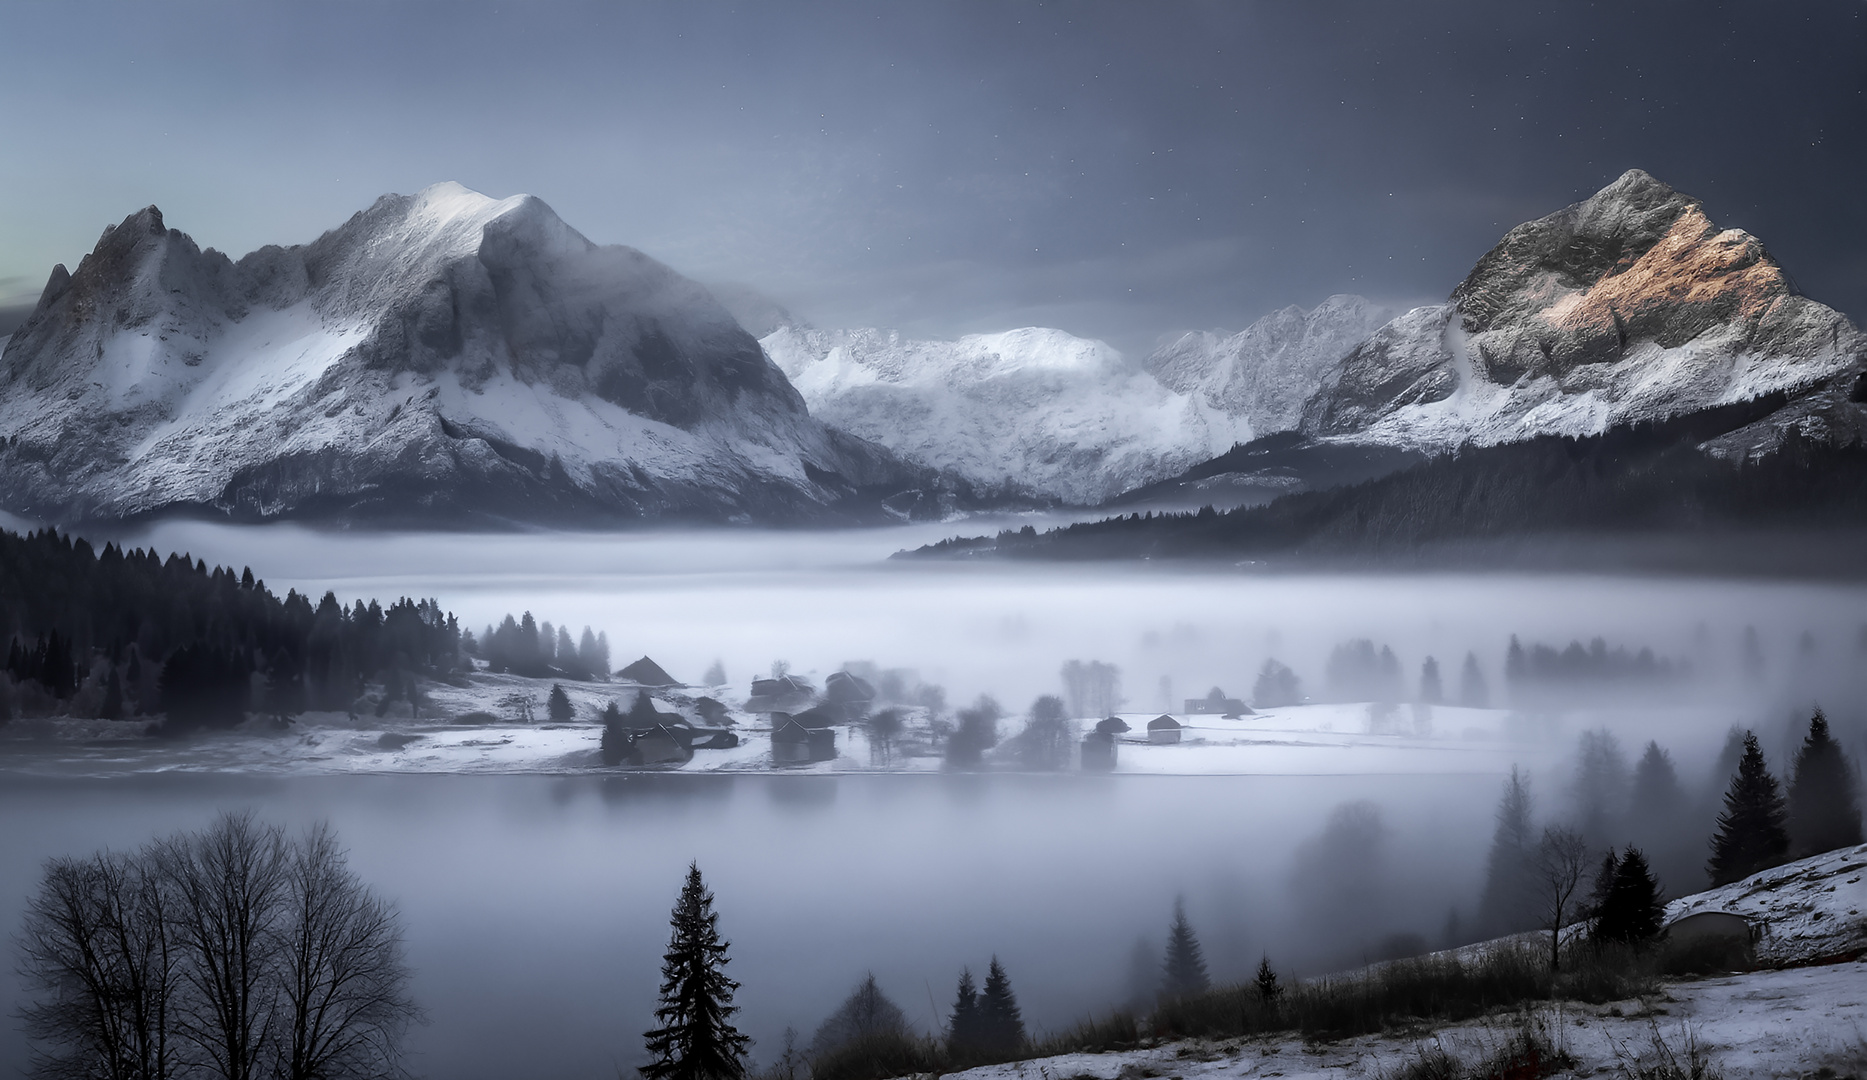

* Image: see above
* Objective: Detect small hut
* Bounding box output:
[629,724,693,767]
[1147,714,1184,744]
[1185,687,1251,716]
[771,716,837,766]
[1081,730,1118,771]
[745,674,815,714]
[620,656,680,687]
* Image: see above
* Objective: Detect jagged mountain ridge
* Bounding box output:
[762,325,1255,503]
[0,184,954,526]
[1146,294,1395,434]
[762,297,1388,504]
[1299,170,1867,454]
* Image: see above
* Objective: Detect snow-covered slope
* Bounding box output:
[763,326,1252,503]
[0,185,942,525]
[1147,294,1394,434]
[1665,841,1866,966]
[1300,170,1867,453]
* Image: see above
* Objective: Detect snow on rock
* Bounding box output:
[1148,294,1395,434]
[1665,842,1867,966]
[0,186,937,526]
[763,326,1253,503]
[1299,170,1867,453]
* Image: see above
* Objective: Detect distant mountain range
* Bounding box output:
[903,170,1867,564]
[3,169,1860,531]
[0,184,981,526]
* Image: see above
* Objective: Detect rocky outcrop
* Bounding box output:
[0,184,958,526]
[1300,170,1866,451]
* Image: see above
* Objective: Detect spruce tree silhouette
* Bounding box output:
[1786,710,1864,857]
[1478,767,1536,934]
[1253,955,1282,1005]
[946,968,981,1061]
[1159,899,1210,1000]
[1592,847,1664,944]
[641,864,748,1080]
[1707,732,1790,887]
[977,957,1024,1056]
[547,683,573,723]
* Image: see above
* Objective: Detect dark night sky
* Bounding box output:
[1,1,1861,353]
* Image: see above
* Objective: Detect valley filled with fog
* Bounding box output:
[3,521,1862,1080]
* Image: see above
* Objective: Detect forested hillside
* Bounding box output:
[910,396,1867,566]
[0,528,461,729]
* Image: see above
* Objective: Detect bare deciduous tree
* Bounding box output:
[1531,826,1590,972]
[277,823,418,1080]
[16,813,418,1080]
[17,851,178,1080]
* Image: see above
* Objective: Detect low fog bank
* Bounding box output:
[0,772,1506,1080]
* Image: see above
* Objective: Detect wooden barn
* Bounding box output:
[1081,730,1118,771]
[1147,714,1184,744]
[771,716,837,766]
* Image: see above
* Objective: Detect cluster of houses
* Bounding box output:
[606,666,1254,772]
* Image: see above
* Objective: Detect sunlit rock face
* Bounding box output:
[1302,169,1867,451]
[0,184,935,525]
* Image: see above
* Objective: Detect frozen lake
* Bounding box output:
[3,520,1864,1079]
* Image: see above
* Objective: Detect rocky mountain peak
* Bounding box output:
[1300,169,1862,450]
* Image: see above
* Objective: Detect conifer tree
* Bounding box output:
[945,968,981,1060]
[547,683,573,723]
[1593,847,1664,944]
[1478,767,1536,933]
[1586,849,1620,923]
[1786,710,1864,857]
[1418,656,1443,705]
[641,864,748,1080]
[1158,899,1209,1000]
[1252,955,1282,1005]
[1458,652,1489,708]
[1707,732,1790,887]
[976,957,1023,1056]
[601,702,628,766]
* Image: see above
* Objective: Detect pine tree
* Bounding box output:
[1593,847,1664,944]
[1630,741,1683,819]
[640,864,749,1080]
[601,702,628,767]
[1477,767,1536,934]
[1458,651,1488,708]
[1707,732,1790,887]
[1786,710,1864,857]
[976,957,1023,1056]
[1252,955,1282,1004]
[1586,849,1620,924]
[1418,656,1443,704]
[946,968,981,1060]
[1158,899,1209,1000]
[547,683,573,723]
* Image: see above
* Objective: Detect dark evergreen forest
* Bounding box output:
[910,398,1867,565]
[0,527,462,730]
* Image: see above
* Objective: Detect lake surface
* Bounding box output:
[0,771,1504,1080]
[4,520,1864,1078]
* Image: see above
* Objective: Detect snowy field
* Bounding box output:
[0,687,1558,779]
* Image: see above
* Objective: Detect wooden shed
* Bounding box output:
[1147,714,1183,744]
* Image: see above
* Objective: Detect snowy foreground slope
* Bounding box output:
[763,327,1254,503]
[0,184,947,525]
[944,848,1866,1080]
[1298,169,1867,455]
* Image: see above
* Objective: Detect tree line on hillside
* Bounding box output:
[0,528,462,730]
[912,399,1867,562]
[1473,710,1863,954]
[471,612,611,680]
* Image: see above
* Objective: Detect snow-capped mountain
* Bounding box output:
[1146,295,1394,435]
[761,326,1252,503]
[1299,170,1866,453]
[0,184,948,525]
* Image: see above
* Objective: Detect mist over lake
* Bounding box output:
[4,522,1864,1079]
